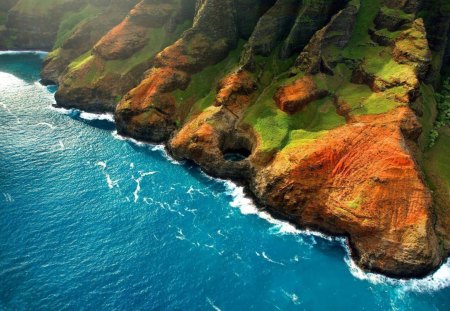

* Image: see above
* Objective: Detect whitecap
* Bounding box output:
[346,256,450,293]
[79,111,115,123]
[96,161,119,189]
[48,105,72,115]
[3,193,14,203]
[105,174,118,189]
[281,289,301,305]
[206,298,222,311]
[175,228,186,241]
[261,251,285,266]
[58,140,65,150]
[222,179,450,291]
[36,122,56,129]
[132,171,157,203]
[97,161,107,169]
[0,50,48,58]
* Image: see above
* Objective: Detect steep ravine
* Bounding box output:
[1,0,450,278]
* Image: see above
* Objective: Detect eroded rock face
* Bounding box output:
[1,0,85,50]
[41,0,139,85]
[274,76,327,114]
[295,0,360,74]
[115,0,240,141]
[54,0,192,112]
[252,108,440,277]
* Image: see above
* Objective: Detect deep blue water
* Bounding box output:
[1,52,450,311]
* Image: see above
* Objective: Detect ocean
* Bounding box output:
[0,52,449,310]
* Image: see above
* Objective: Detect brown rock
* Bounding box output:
[274,76,328,114]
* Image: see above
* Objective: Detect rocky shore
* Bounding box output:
[1,0,449,278]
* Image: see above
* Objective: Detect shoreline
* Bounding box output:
[24,56,450,288]
[48,102,450,288]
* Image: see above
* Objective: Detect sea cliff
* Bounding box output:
[1,0,449,278]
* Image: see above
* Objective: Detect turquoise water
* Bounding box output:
[0,52,450,310]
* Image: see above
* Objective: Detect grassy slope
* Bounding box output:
[242,51,346,154]
[13,0,72,14]
[173,40,245,122]
[53,4,101,49]
[64,21,192,91]
[241,0,398,154]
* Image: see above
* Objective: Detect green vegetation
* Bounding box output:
[14,0,72,14]
[173,41,245,118]
[65,21,191,88]
[347,195,363,210]
[54,4,101,49]
[418,84,438,149]
[68,50,93,71]
[243,75,345,153]
[104,28,167,75]
[427,77,450,148]
[379,6,414,22]
[424,128,450,195]
[0,11,7,26]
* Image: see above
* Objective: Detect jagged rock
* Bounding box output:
[393,19,432,79]
[93,1,177,60]
[374,6,413,31]
[280,0,348,59]
[115,0,240,141]
[382,0,421,14]
[295,0,360,74]
[274,76,328,114]
[240,0,301,68]
[1,0,86,50]
[41,0,138,84]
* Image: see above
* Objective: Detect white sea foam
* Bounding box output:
[48,105,72,115]
[3,193,14,203]
[346,256,450,292]
[58,140,65,150]
[132,171,158,203]
[0,50,48,58]
[111,131,147,147]
[36,122,56,129]
[111,131,183,165]
[97,161,107,169]
[150,144,183,165]
[79,111,115,122]
[206,298,222,311]
[256,251,285,266]
[96,161,119,189]
[222,179,450,292]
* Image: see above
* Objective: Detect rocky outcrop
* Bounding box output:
[295,0,360,74]
[1,0,85,50]
[274,76,328,114]
[41,0,139,84]
[54,0,193,112]
[115,0,240,141]
[252,107,440,277]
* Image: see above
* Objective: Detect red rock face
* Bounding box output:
[253,107,440,276]
[274,76,327,114]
